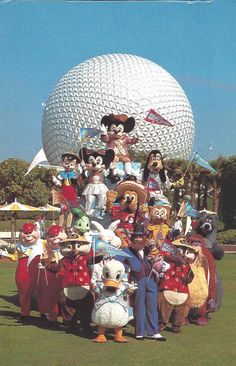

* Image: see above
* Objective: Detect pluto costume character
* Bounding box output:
[92,259,137,343]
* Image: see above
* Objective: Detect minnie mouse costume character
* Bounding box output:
[100,114,139,182]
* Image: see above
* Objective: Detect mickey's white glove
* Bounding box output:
[38,262,45,270]
[100,124,108,134]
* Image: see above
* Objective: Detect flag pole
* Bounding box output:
[182,151,196,178]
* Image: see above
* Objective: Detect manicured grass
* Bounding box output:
[0,255,235,366]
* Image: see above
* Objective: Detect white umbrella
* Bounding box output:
[0,199,57,240]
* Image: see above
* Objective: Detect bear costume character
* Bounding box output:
[186,234,221,326]
[158,238,196,333]
[144,202,171,244]
[92,259,137,343]
[79,147,115,219]
[100,114,139,182]
[191,210,224,260]
[38,225,67,324]
[15,223,44,321]
[57,232,102,335]
[52,152,81,229]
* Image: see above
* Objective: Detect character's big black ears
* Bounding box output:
[123,117,135,133]
[101,115,112,127]
[103,149,115,168]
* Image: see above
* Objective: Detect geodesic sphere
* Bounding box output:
[42,53,195,165]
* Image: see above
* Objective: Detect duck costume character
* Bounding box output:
[92,259,137,343]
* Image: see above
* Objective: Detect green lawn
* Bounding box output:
[0,255,235,366]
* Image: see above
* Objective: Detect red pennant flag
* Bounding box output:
[145,109,173,127]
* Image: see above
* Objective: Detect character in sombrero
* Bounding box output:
[79,147,115,219]
[100,114,139,182]
[106,177,147,247]
[52,151,81,229]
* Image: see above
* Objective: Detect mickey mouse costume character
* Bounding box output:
[79,147,115,219]
[100,114,139,182]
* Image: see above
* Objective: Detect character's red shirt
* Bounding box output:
[159,262,191,294]
[58,254,91,288]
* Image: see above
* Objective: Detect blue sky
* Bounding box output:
[0,0,235,162]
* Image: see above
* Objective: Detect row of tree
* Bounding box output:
[0,156,236,229]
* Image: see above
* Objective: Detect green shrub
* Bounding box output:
[217,229,236,244]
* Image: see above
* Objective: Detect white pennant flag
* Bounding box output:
[25,148,48,175]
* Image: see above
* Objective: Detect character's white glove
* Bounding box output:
[161,261,170,273]
[52,176,61,187]
[125,281,138,294]
[110,161,117,170]
[100,124,108,134]
[80,160,86,169]
[92,281,102,294]
[0,248,10,257]
[38,262,45,270]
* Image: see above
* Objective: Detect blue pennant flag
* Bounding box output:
[193,152,217,174]
[184,202,200,218]
[79,127,102,141]
[93,239,131,258]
